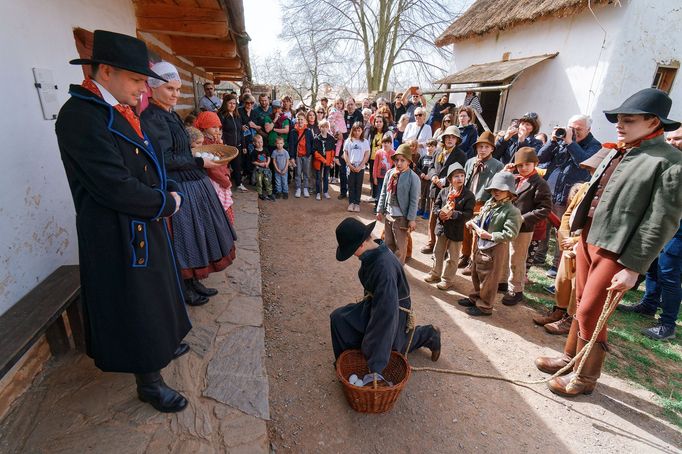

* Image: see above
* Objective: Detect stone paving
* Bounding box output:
[0,192,270,453]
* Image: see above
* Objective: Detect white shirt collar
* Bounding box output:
[92,80,120,107]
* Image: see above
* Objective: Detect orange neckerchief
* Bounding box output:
[387,168,403,194]
[603,129,664,152]
[515,168,538,189]
[447,185,463,202]
[82,78,144,139]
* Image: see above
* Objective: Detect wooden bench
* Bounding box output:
[0,265,84,379]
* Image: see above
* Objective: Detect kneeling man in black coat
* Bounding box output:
[330,218,441,375]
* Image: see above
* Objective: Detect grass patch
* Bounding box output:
[525,242,682,428]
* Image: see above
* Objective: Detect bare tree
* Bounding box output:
[252,28,341,107]
[280,0,467,92]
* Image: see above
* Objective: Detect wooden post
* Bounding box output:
[45,315,70,357]
[66,299,86,352]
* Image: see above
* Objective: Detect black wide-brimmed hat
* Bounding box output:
[70,30,166,81]
[335,218,376,261]
[604,88,680,131]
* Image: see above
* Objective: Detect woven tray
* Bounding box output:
[194,144,239,164]
[336,349,411,413]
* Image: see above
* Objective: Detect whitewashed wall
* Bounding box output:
[0,0,136,315]
[448,0,682,140]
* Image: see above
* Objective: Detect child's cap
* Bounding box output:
[195,111,221,130]
[484,172,517,196]
[446,163,465,179]
[513,147,538,165]
[272,100,282,108]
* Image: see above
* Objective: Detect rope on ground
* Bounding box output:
[407,290,624,387]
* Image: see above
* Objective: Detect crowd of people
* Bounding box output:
[191,81,682,398]
[56,30,681,414]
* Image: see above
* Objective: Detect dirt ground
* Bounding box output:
[259,179,682,454]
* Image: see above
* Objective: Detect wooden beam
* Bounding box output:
[137,17,228,38]
[135,4,225,22]
[191,57,242,70]
[170,37,237,58]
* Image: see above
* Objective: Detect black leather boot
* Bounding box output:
[184,279,209,306]
[192,278,218,297]
[173,343,190,359]
[135,371,188,413]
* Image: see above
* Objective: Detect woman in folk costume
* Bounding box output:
[376,144,421,265]
[330,218,441,377]
[195,110,236,225]
[543,89,682,397]
[141,62,237,308]
[56,30,191,413]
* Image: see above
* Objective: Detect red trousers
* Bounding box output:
[575,230,624,342]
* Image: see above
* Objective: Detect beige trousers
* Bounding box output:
[384,216,409,265]
[430,236,462,283]
[505,231,533,293]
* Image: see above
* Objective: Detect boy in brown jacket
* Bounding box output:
[500,147,552,306]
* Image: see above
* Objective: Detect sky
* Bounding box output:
[243,0,286,60]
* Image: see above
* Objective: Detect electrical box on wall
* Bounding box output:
[32,68,60,120]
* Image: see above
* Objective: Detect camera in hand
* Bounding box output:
[555,128,566,139]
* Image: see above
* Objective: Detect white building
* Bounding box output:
[434,0,681,139]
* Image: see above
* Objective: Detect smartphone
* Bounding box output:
[510,119,519,128]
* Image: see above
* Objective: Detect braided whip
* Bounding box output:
[405,290,624,386]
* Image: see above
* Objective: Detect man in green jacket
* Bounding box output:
[547,88,682,397]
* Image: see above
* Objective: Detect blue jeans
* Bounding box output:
[314,166,329,194]
[274,172,288,194]
[640,241,682,327]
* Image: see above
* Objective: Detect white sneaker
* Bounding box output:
[316,193,321,200]
[347,204,354,212]
[238,184,248,192]
[324,193,331,199]
[368,197,376,203]
[295,188,301,198]
[354,204,361,212]
[303,188,310,198]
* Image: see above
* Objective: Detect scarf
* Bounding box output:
[515,168,538,189]
[603,129,664,152]
[387,169,403,206]
[82,78,144,139]
[437,146,454,164]
[478,196,512,230]
[447,185,463,202]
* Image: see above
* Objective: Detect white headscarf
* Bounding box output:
[148,61,180,88]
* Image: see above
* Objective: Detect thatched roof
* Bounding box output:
[436,0,612,47]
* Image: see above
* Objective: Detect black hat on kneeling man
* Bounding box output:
[335,218,376,261]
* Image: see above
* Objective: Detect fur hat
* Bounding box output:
[514,147,539,165]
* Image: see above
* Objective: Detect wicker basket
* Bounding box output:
[194,144,239,164]
[336,350,411,413]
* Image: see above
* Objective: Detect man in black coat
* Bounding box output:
[55,30,191,413]
[330,218,441,375]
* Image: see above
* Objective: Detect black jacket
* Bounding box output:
[55,85,191,373]
[494,135,543,164]
[433,187,476,241]
[221,112,243,149]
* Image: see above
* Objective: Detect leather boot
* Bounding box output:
[429,326,441,362]
[184,279,209,306]
[192,278,218,297]
[135,371,188,413]
[535,317,578,375]
[532,306,566,326]
[545,314,573,335]
[548,337,607,397]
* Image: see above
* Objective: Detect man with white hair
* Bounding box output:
[533,114,601,329]
[402,107,433,157]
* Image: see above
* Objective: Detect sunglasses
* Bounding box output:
[245,101,254,105]
[317,111,325,114]
[415,113,424,117]
[523,112,538,120]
